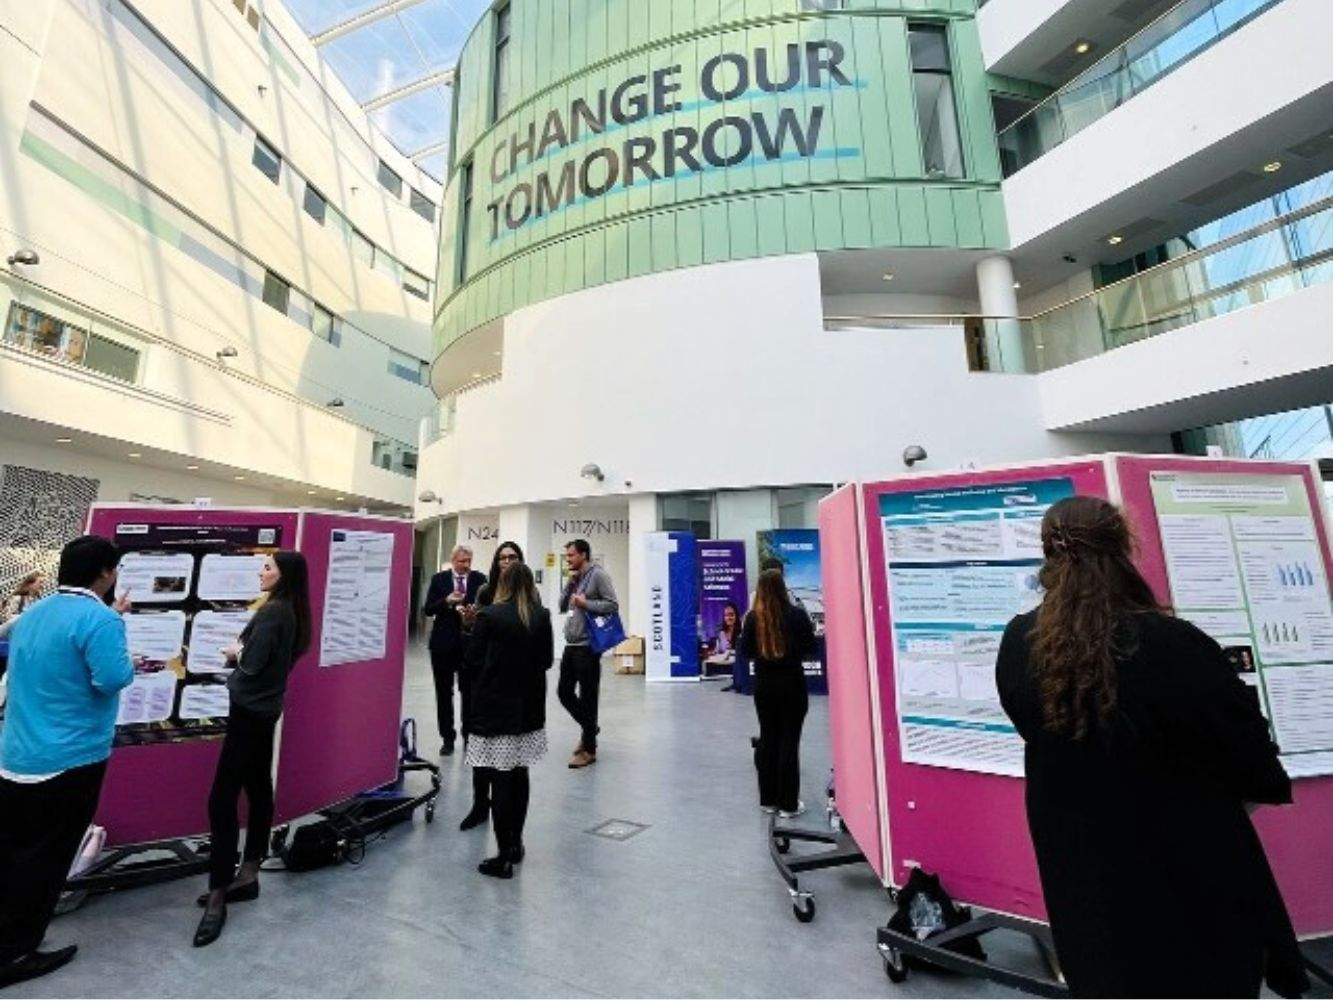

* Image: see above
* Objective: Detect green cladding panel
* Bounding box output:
[436,0,1004,356]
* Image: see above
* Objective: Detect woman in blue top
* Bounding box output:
[194,550,310,948]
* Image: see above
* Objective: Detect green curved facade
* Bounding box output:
[434,0,1001,356]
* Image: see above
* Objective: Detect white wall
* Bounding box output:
[1002,0,1332,248]
[1038,278,1333,433]
[415,253,1163,519]
[977,0,1081,70]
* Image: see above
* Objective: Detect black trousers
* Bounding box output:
[754,668,808,812]
[471,766,492,808]
[557,644,601,752]
[207,705,278,890]
[429,645,463,744]
[0,760,107,963]
[490,767,529,852]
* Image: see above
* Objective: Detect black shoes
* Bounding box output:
[192,907,227,947]
[195,880,259,907]
[506,844,525,864]
[440,740,455,757]
[477,855,513,879]
[459,804,490,831]
[0,946,78,988]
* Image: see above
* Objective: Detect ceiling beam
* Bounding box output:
[361,68,455,112]
[409,139,449,162]
[310,0,429,47]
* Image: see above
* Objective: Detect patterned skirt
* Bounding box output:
[464,728,548,770]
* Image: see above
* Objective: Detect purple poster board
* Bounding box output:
[697,540,747,675]
[273,512,412,823]
[86,505,300,847]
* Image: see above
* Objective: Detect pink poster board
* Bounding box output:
[273,512,412,823]
[1114,454,1333,937]
[860,460,1112,917]
[819,484,885,879]
[86,505,300,846]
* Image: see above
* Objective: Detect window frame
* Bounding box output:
[409,187,436,223]
[261,270,291,313]
[252,134,282,184]
[377,159,403,199]
[490,3,511,123]
[907,22,967,180]
[302,183,327,224]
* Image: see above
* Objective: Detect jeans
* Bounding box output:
[557,644,601,753]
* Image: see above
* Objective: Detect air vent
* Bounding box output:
[1182,171,1263,207]
[1287,129,1333,161]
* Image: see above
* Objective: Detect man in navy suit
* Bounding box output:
[423,545,486,755]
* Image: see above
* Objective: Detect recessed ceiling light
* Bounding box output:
[306,489,317,495]
[128,452,142,458]
[1106,235,1123,245]
[234,475,246,481]
[1012,282,1022,290]
[1262,160,1282,173]
[1074,40,1091,54]
[881,272,894,281]
[336,496,345,501]
[471,371,483,378]
[186,464,199,470]
[55,437,72,443]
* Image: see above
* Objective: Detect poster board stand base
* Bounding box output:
[767,815,866,924]
[62,838,210,906]
[1303,942,1333,986]
[876,912,1066,996]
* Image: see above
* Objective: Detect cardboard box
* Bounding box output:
[612,635,645,674]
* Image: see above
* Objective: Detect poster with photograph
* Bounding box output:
[110,521,283,745]
[757,529,828,694]
[697,540,748,676]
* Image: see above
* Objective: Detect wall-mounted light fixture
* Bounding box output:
[580,463,605,482]
[6,249,39,267]
[903,445,928,468]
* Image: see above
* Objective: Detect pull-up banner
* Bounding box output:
[644,531,699,682]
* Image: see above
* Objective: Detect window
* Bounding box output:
[457,159,474,284]
[660,493,714,537]
[311,303,341,346]
[491,4,511,122]
[409,187,436,223]
[303,183,327,224]
[908,24,965,179]
[252,135,282,184]
[4,304,140,382]
[261,270,290,313]
[403,269,430,301]
[387,347,426,384]
[377,159,403,199]
[350,229,374,267]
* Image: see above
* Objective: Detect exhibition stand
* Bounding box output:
[816,454,1333,992]
[67,503,425,896]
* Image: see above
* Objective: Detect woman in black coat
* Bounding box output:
[194,550,311,948]
[740,568,817,819]
[463,561,552,879]
[995,496,1307,998]
[457,541,525,832]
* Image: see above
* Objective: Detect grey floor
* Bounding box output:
[11,645,1333,998]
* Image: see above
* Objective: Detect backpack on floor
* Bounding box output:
[886,867,987,968]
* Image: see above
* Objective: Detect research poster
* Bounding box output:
[880,478,1075,776]
[1149,471,1333,777]
[319,529,395,667]
[757,529,828,693]
[111,521,283,745]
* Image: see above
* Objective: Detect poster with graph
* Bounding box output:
[1149,470,1333,776]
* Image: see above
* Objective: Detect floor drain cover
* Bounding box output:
[586,819,650,841]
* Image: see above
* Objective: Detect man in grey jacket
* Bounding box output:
[557,539,618,769]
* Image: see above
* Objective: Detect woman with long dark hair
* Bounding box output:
[995,496,1306,998]
[464,561,552,878]
[740,569,816,818]
[457,541,526,831]
[194,550,311,947]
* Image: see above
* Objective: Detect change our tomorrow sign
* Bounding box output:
[484,40,857,238]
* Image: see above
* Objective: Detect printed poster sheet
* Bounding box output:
[881,478,1075,776]
[320,529,395,667]
[110,521,281,745]
[1150,471,1333,777]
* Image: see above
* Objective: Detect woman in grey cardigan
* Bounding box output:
[194,551,311,948]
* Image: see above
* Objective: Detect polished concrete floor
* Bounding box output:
[11,645,1332,998]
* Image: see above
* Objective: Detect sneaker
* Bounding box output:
[778,801,806,819]
[760,804,777,815]
[568,749,596,769]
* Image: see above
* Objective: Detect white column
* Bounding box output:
[976,255,1025,372]
[626,493,658,638]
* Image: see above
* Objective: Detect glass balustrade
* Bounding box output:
[997,0,1283,176]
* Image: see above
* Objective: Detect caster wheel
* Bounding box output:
[425,802,435,824]
[883,949,907,983]
[792,896,816,923]
[775,836,790,855]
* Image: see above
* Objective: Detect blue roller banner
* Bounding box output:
[644,531,700,681]
[756,528,828,694]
